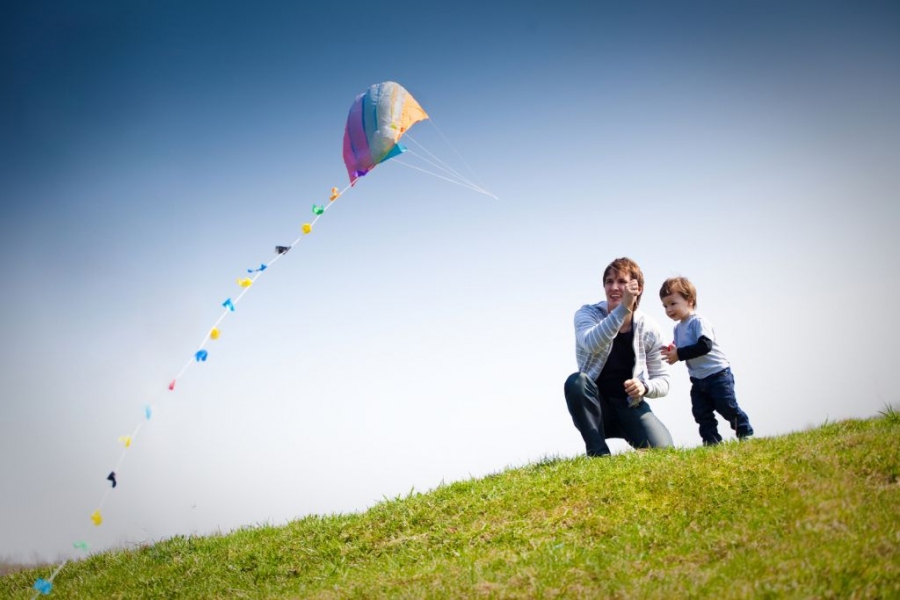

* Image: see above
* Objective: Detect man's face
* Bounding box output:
[604,269,636,310]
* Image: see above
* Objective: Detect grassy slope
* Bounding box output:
[3,413,898,599]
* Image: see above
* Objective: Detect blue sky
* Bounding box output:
[2,0,899,564]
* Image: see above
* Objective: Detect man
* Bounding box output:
[564,257,673,456]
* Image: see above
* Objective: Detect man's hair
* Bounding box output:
[603,257,644,308]
[659,276,697,308]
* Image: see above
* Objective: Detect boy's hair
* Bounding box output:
[603,257,645,308]
[659,276,697,308]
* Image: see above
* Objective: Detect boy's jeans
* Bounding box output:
[690,367,753,444]
[564,372,674,457]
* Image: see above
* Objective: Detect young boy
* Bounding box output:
[659,277,753,445]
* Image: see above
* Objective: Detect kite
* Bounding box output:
[342,81,429,185]
[29,80,494,598]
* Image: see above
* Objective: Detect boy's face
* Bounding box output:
[661,293,692,322]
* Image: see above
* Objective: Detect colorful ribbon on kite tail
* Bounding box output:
[31,81,437,596]
[30,184,351,598]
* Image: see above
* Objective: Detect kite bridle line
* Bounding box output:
[29,181,354,599]
[391,157,497,198]
[422,115,494,197]
[399,129,497,199]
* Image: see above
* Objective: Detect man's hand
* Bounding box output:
[622,279,641,311]
[624,378,646,398]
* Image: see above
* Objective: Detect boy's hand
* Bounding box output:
[662,343,679,365]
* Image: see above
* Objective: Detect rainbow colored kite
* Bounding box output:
[27,80,494,598]
[342,81,429,185]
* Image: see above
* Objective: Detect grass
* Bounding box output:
[3,412,899,598]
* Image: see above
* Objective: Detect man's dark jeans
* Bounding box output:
[564,372,673,456]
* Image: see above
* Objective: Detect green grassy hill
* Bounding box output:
[3,412,899,599]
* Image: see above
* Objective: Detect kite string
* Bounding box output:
[31,182,353,597]
[184,181,353,359]
[30,120,492,593]
[29,82,494,596]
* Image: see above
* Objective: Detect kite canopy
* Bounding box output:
[342,81,429,184]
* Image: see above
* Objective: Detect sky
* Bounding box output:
[2,0,899,565]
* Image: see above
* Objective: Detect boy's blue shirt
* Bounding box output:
[674,313,730,379]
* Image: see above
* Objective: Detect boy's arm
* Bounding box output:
[675,335,713,360]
